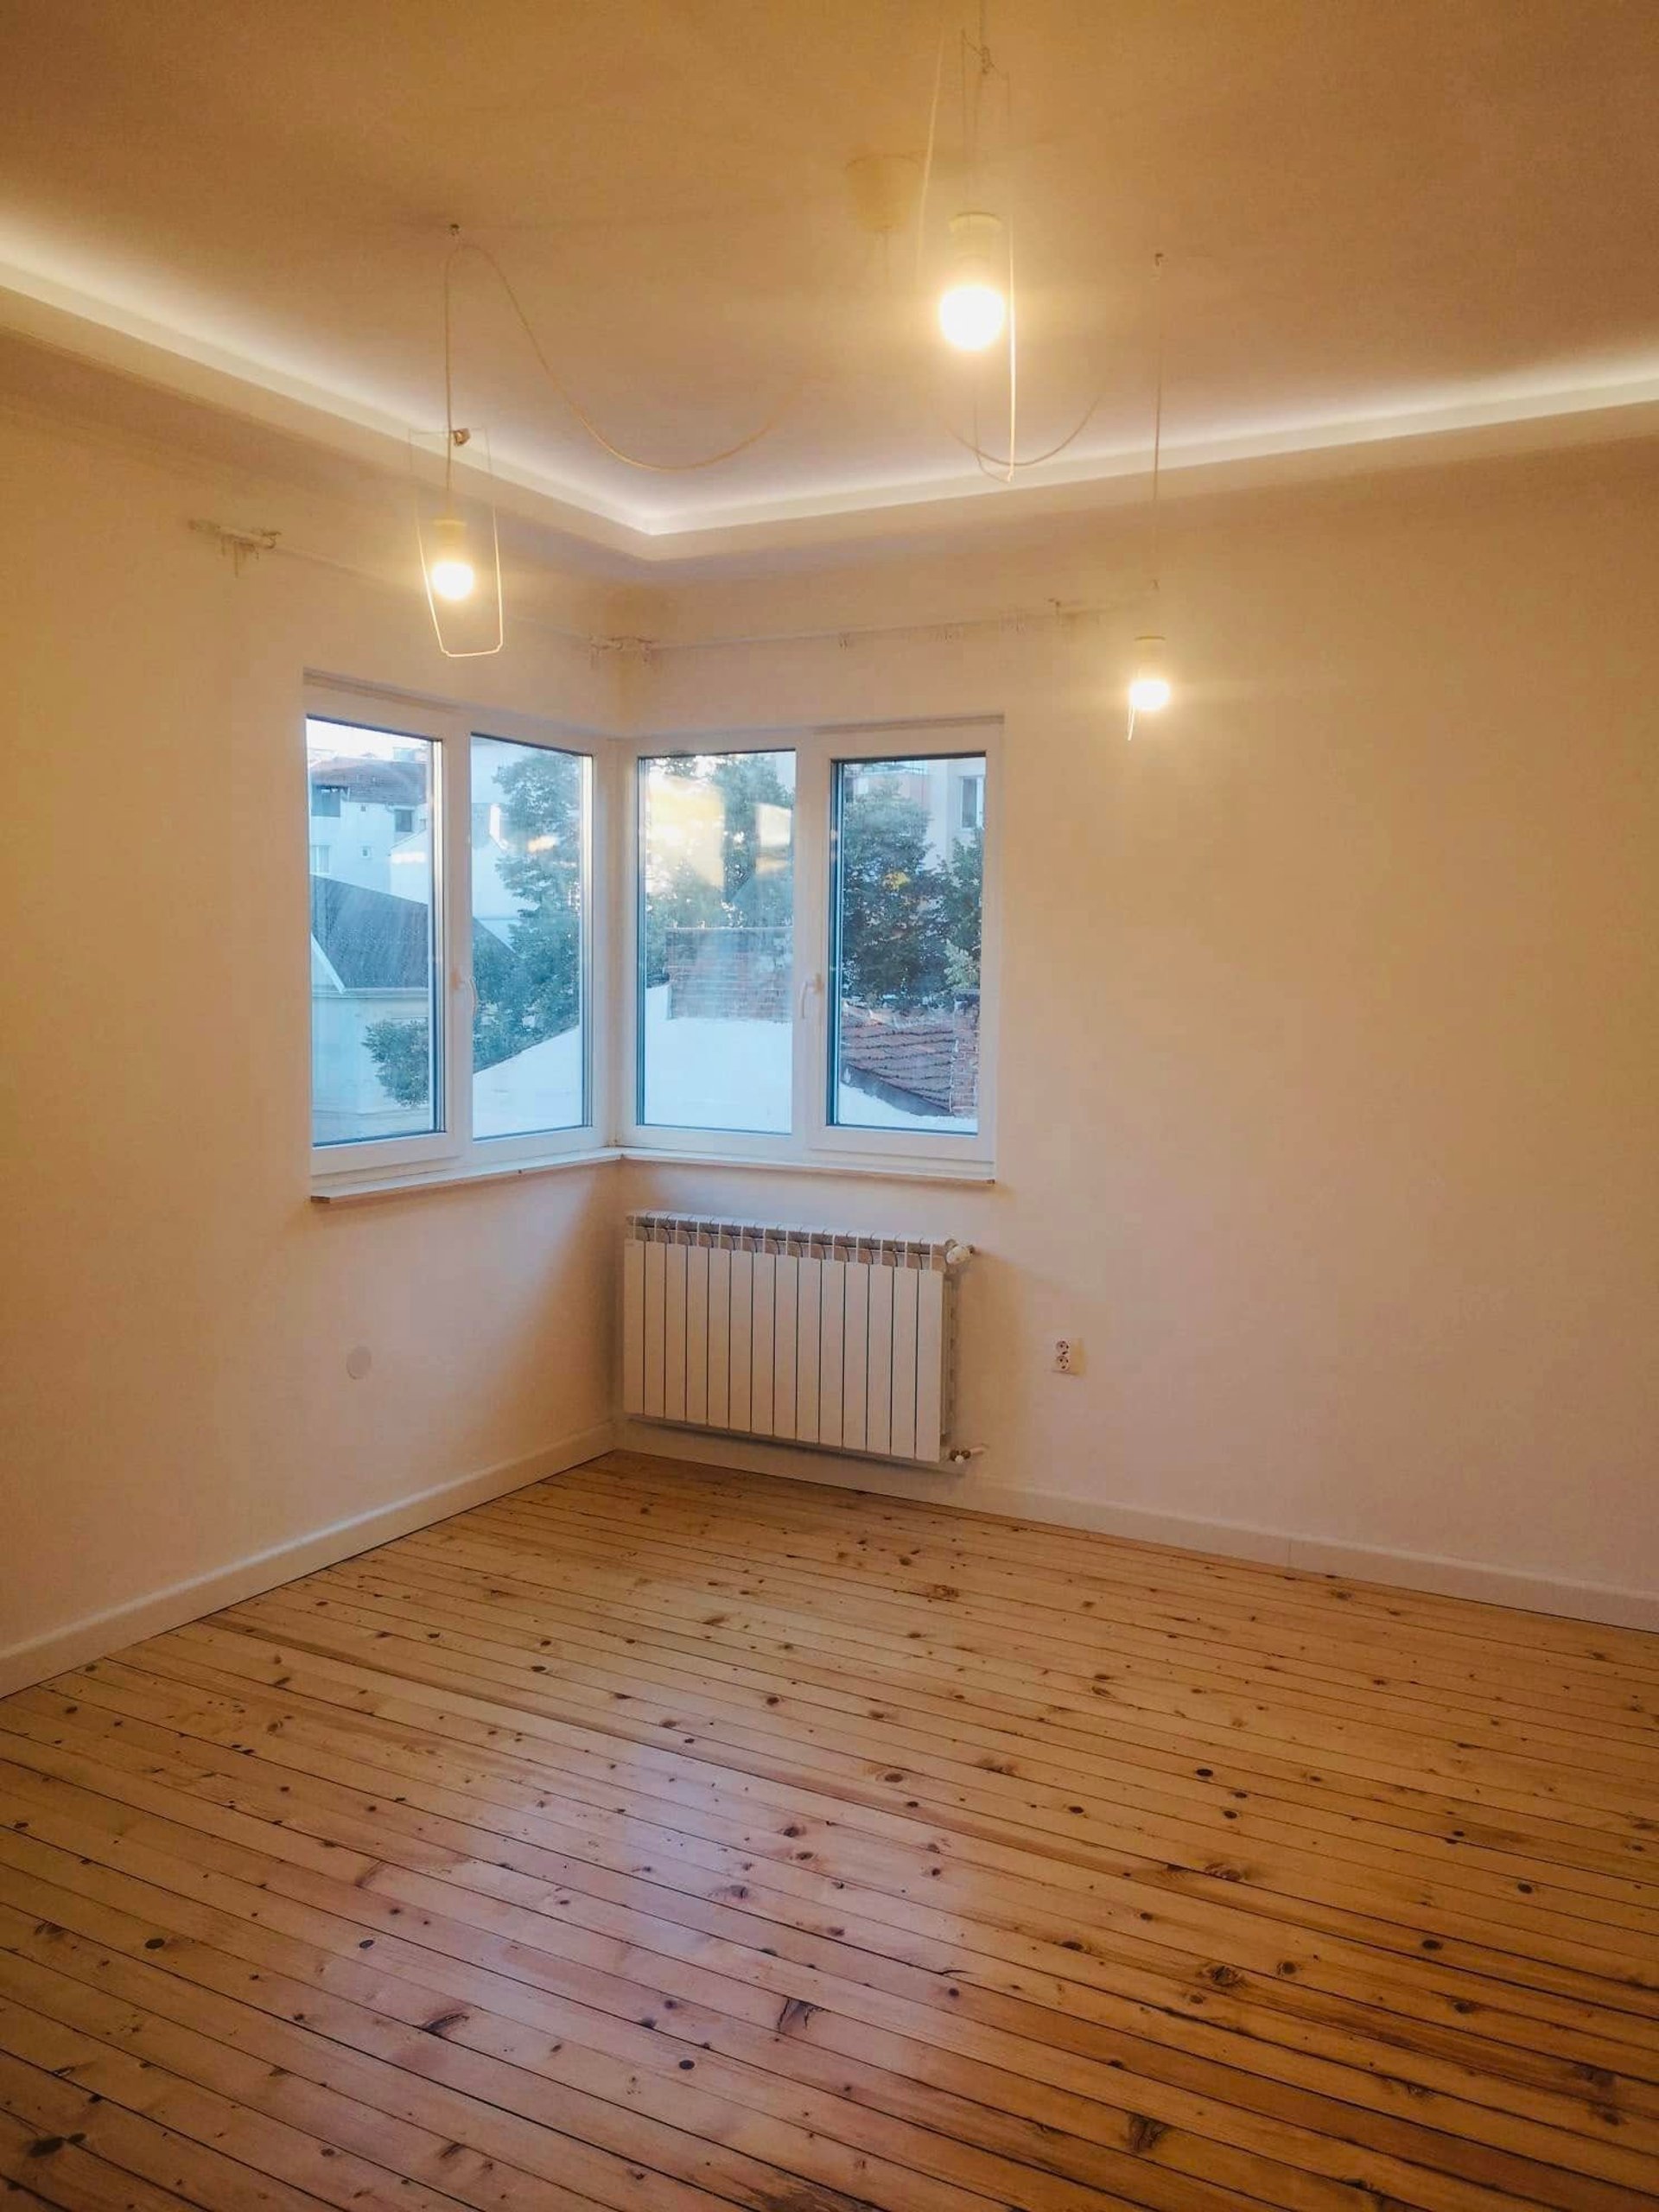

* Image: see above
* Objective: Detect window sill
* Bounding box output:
[311,1148,622,1206]
[619,1147,996,1186]
[311,1144,996,1205]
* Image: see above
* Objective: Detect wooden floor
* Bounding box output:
[2,1452,1657,2212]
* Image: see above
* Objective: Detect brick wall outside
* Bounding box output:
[665,927,790,1022]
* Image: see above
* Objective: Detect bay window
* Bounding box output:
[308,691,994,1187]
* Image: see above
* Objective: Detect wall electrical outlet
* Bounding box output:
[1052,1337,1084,1376]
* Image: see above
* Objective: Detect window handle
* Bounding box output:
[798,971,823,1020]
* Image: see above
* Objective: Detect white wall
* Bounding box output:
[620,445,1659,1621]
[0,405,620,1687]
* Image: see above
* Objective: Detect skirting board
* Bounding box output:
[614,1419,1659,1632]
[0,1420,619,1699]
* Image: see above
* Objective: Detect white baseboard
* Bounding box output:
[614,1421,1659,1632]
[12,1408,1649,1698]
[1278,1534,1659,1630]
[0,1420,619,1699]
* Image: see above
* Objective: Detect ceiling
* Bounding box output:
[3,0,1657,569]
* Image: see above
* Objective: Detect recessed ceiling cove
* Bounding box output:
[2,0,1656,560]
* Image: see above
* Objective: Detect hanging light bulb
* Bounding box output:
[1124,255,1175,740]
[1128,637,1173,715]
[426,513,476,602]
[938,211,1007,351]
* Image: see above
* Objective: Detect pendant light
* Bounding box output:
[1128,642,1172,715]
[1127,251,1173,738]
[410,235,505,658]
[426,513,476,602]
[938,210,1007,351]
[921,7,1013,365]
[412,424,504,659]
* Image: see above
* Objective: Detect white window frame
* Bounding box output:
[618,717,998,1173]
[307,680,607,1188]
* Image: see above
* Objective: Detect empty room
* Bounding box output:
[2,3,1656,2207]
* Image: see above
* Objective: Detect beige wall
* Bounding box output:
[3,403,1655,1675]
[0,407,620,1682]
[622,445,1659,1615]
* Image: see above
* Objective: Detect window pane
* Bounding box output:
[471,736,588,1137]
[639,750,795,1132]
[830,753,984,1135]
[308,718,439,1147]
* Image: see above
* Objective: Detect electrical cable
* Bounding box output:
[442,232,805,474]
[1001,210,1016,483]
[914,1,950,290]
[433,10,1123,494]
[1147,246,1166,598]
[1127,249,1169,740]
[936,380,1110,470]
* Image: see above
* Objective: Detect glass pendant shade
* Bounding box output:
[1128,635,1172,714]
[938,211,1007,352]
[410,430,504,658]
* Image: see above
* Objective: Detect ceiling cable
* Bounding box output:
[443,231,805,474]
[194,513,1146,664]
[1127,251,1171,741]
[914,6,949,289]
[438,10,1100,493]
[1148,248,1167,598]
[631,591,1139,658]
[935,380,1109,471]
[1002,211,1017,483]
[441,239,459,497]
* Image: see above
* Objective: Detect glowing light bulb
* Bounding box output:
[938,281,1007,351]
[1128,637,1172,715]
[938,212,1007,352]
[1128,671,1172,713]
[429,556,474,601]
[428,515,475,602]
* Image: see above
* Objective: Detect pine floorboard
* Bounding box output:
[3,1446,1656,2211]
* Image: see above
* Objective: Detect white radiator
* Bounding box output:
[623,1211,971,1465]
